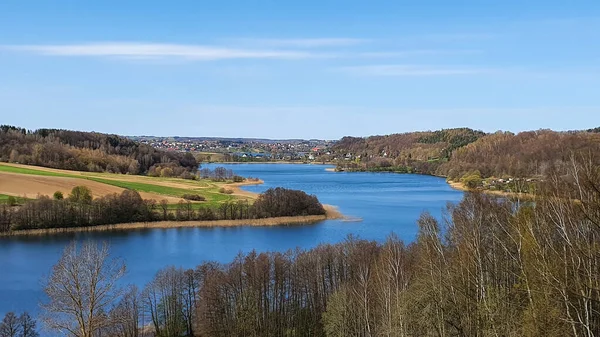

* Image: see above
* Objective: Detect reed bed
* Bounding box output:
[1,204,344,237]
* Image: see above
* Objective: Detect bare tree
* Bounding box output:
[41,241,126,337]
[106,285,141,337]
[18,313,38,337]
[0,312,21,337]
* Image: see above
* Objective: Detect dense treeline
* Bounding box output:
[333,128,485,162]
[252,187,325,218]
[0,187,325,233]
[437,129,600,179]
[334,128,600,182]
[0,125,197,176]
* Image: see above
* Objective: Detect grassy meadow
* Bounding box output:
[0,163,255,207]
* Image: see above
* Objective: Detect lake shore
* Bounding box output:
[227,179,264,198]
[0,205,344,237]
[0,174,347,237]
[214,161,334,165]
[447,180,535,200]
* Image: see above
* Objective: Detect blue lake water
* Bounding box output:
[0,164,463,320]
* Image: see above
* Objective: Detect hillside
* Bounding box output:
[332,128,485,162]
[0,125,198,177]
[331,128,600,182]
[331,128,486,173]
[437,129,600,180]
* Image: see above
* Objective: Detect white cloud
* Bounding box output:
[355,49,483,58]
[3,42,484,64]
[337,64,496,76]
[230,38,366,48]
[3,42,320,60]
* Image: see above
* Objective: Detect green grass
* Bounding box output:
[87,177,190,196]
[0,163,246,206]
[0,194,28,204]
[0,164,72,177]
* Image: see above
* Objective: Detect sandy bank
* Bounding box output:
[448,181,535,200]
[0,205,344,237]
[227,179,264,198]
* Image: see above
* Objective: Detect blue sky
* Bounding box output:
[1,1,599,139]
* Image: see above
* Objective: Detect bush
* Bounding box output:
[461,171,483,189]
[182,194,206,201]
[219,188,234,194]
[68,186,93,204]
[233,175,245,183]
[7,196,17,206]
[53,191,64,200]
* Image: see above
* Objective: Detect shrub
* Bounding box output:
[53,191,64,200]
[7,196,17,206]
[461,171,483,189]
[182,194,206,201]
[233,175,245,183]
[219,188,234,194]
[68,186,93,204]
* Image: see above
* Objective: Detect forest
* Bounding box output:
[0,125,198,177]
[332,128,486,163]
[0,187,325,233]
[333,128,600,182]
[23,153,600,337]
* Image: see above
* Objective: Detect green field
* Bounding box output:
[0,164,72,177]
[0,194,28,204]
[0,163,247,206]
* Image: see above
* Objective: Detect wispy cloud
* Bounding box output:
[396,33,496,42]
[3,42,322,60]
[355,49,483,58]
[229,38,366,48]
[337,64,496,76]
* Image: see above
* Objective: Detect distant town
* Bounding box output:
[128,136,338,162]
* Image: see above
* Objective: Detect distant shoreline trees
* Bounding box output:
[0,187,325,233]
[0,125,198,178]
[333,128,600,182]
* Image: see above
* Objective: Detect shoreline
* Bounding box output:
[327,166,535,200]
[227,179,264,198]
[447,180,535,200]
[0,205,344,237]
[208,161,335,165]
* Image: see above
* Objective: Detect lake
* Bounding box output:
[0,163,463,319]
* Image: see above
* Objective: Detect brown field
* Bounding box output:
[0,162,263,199]
[0,171,184,203]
